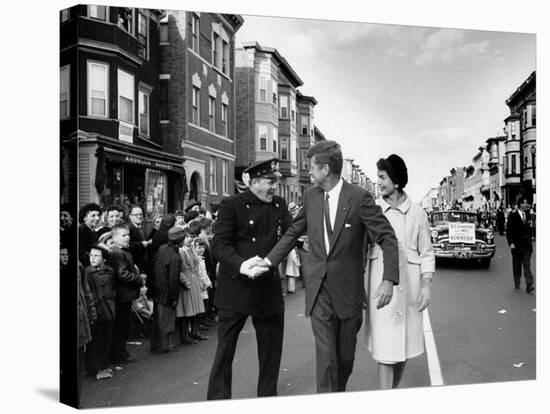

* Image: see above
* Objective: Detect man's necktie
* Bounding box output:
[324,193,332,238]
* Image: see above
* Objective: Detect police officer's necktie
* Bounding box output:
[324,193,332,238]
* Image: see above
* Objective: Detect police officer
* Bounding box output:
[206,158,293,399]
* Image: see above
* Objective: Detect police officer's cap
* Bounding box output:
[244,158,282,180]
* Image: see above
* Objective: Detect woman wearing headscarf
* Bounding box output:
[364,154,435,389]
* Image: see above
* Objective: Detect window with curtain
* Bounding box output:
[280,95,288,119]
[117,7,134,33]
[118,69,134,123]
[89,5,107,20]
[272,127,278,153]
[259,125,267,150]
[222,40,229,74]
[281,137,288,160]
[60,65,70,118]
[88,62,108,117]
[139,89,150,136]
[301,115,309,135]
[259,78,267,102]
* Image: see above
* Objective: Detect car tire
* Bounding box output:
[479,258,491,268]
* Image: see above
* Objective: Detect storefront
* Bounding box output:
[94,145,187,222]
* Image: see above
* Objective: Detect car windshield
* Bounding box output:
[431,212,477,225]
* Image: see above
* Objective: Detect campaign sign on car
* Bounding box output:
[449,222,475,244]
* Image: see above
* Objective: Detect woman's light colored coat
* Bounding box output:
[364,195,435,363]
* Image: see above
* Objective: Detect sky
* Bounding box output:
[235,15,536,202]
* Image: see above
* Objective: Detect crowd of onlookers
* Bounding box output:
[60,199,308,402]
[60,200,223,401]
[475,203,536,239]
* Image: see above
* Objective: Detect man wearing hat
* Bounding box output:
[151,227,186,353]
[206,158,293,399]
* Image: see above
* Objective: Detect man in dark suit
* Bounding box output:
[506,196,535,293]
[127,205,151,275]
[262,140,399,393]
[206,158,293,400]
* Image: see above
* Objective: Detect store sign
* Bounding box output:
[449,222,475,244]
[119,121,134,143]
[123,156,175,171]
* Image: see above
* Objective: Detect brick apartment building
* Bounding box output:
[159,10,243,209]
[60,5,186,222]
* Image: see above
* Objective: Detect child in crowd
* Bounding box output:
[85,245,116,380]
[193,238,213,330]
[176,227,207,344]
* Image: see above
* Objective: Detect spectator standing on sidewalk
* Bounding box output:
[77,261,96,404]
[109,224,146,365]
[78,203,102,267]
[151,226,185,353]
[85,245,116,380]
[506,197,535,294]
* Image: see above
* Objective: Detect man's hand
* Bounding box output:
[417,286,430,312]
[510,243,516,250]
[240,256,270,279]
[374,280,394,309]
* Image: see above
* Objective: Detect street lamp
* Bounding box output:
[530,145,536,204]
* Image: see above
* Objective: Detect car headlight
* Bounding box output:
[431,230,438,239]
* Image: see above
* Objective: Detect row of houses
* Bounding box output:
[60,6,376,222]
[421,71,536,212]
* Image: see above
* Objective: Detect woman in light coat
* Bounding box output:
[364,154,435,389]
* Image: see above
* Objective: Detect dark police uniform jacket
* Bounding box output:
[212,189,293,317]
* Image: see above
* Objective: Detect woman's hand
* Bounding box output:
[417,286,430,311]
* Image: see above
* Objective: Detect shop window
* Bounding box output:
[60,65,70,118]
[191,13,200,53]
[87,61,108,118]
[138,88,150,137]
[137,12,148,59]
[89,5,107,21]
[145,169,166,222]
[192,86,200,125]
[118,7,134,34]
[118,69,135,124]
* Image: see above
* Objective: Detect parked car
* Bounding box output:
[429,210,496,267]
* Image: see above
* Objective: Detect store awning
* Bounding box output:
[102,147,186,175]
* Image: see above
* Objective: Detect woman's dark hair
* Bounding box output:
[376,154,408,190]
[78,203,102,223]
[307,140,343,176]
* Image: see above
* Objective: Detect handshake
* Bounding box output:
[240,256,270,279]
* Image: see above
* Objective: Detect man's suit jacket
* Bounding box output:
[506,210,533,251]
[267,180,399,319]
[212,190,293,317]
[129,223,149,273]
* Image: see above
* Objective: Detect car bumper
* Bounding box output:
[433,246,496,260]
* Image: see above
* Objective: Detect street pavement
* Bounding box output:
[80,234,536,408]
